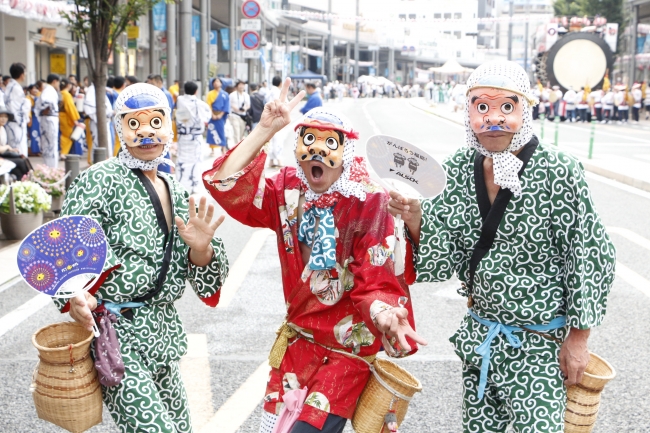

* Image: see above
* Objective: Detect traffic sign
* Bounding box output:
[243,50,260,59]
[241,30,260,50]
[241,0,261,19]
[241,19,261,31]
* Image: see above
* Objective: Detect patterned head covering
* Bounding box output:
[293,107,366,204]
[464,61,538,197]
[114,83,174,171]
[292,108,368,271]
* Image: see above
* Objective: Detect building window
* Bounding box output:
[454,13,462,19]
[409,13,416,20]
[444,31,451,35]
[434,13,441,18]
[454,31,461,39]
[444,12,451,19]
[399,14,406,21]
[457,51,462,58]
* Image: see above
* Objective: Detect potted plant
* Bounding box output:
[0,181,51,240]
[27,164,66,212]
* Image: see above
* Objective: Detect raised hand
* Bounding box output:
[175,196,225,266]
[375,307,428,354]
[258,77,306,134]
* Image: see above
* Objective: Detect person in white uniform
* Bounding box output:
[36,74,61,167]
[229,80,250,144]
[175,81,211,194]
[264,76,283,168]
[4,63,31,156]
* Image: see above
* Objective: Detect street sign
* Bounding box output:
[241,0,261,19]
[243,50,259,59]
[241,30,260,50]
[241,19,261,31]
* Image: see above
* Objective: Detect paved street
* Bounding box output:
[1,97,650,432]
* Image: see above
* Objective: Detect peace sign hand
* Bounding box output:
[259,78,305,134]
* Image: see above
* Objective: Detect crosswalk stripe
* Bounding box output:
[0,294,51,338]
[181,334,214,432]
[616,262,650,298]
[217,229,274,309]
[199,361,269,433]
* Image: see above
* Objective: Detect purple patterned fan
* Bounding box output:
[17,216,107,298]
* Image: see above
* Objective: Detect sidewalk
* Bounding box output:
[410,98,650,193]
[0,152,92,274]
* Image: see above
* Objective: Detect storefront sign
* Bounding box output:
[40,27,57,45]
[50,53,66,75]
[127,26,140,39]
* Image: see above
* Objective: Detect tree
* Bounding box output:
[553,0,586,19]
[62,0,158,161]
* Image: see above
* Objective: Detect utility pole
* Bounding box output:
[230,0,236,79]
[201,0,210,95]
[507,0,513,61]
[179,0,192,93]
[354,0,359,84]
[328,0,334,81]
[524,0,529,73]
[149,9,156,75]
[345,42,350,83]
[166,1,177,86]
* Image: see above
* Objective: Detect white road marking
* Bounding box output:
[0,294,51,338]
[608,227,650,252]
[616,262,650,298]
[217,229,274,309]
[585,171,650,200]
[199,361,270,433]
[362,100,382,135]
[0,243,20,288]
[181,334,214,432]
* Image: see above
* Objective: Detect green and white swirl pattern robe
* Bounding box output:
[416,143,616,432]
[58,158,229,433]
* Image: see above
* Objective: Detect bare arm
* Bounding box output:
[213,78,305,180]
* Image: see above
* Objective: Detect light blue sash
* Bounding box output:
[468,308,566,399]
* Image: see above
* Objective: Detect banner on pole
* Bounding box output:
[220,28,230,51]
[152,1,166,31]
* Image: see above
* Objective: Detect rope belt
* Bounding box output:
[468,308,566,400]
[268,321,414,402]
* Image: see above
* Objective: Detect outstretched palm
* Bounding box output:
[258,77,306,133]
[175,196,224,252]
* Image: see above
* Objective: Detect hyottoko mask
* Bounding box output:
[296,125,345,169]
[118,96,171,147]
[467,75,529,136]
[294,111,358,170]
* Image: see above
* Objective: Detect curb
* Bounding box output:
[409,100,650,194]
[582,162,650,193]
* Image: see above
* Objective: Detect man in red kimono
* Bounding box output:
[203,78,427,433]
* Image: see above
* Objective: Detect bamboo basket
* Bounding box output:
[31,321,102,433]
[565,352,616,433]
[352,358,422,433]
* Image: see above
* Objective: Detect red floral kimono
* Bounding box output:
[203,149,418,429]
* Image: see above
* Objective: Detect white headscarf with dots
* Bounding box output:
[464,61,538,197]
[294,108,366,203]
[114,83,174,171]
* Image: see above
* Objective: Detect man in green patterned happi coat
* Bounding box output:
[389,62,616,433]
[58,84,229,433]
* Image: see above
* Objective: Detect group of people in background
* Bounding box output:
[532,80,650,124]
